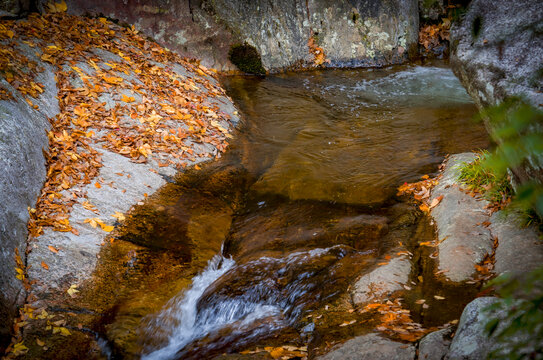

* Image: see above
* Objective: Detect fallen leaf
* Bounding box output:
[47,245,59,254]
[339,320,357,327]
[429,195,444,209]
[434,295,446,300]
[41,262,49,270]
[36,338,45,346]
[111,211,125,222]
[67,284,79,297]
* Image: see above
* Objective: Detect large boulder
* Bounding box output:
[450,0,543,110]
[0,42,58,343]
[446,297,501,360]
[65,0,419,72]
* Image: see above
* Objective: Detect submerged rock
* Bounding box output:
[317,333,415,360]
[224,201,387,262]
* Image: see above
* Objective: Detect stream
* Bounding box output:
[92,63,489,359]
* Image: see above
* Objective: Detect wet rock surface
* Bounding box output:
[225,201,388,262]
[429,153,494,282]
[351,256,411,305]
[316,333,415,360]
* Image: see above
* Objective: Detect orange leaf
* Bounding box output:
[47,245,59,254]
[41,262,49,270]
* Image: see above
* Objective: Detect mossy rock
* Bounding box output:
[228,43,266,75]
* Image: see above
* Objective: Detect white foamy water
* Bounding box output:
[142,254,236,360]
[142,247,343,359]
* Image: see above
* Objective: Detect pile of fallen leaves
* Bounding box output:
[397,174,443,213]
[1,8,233,237]
[419,19,450,55]
[308,34,330,67]
[361,299,434,342]
[2,2,236,356]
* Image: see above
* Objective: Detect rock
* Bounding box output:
[418,327,453,360]
[0,42,58,341]
[351,255,412,305]
[0,0,29,17]
[66,0,419,72]
[490,210,543,277]
[317,333,415,360]
[446,297,502,360]
[419,0,445,21]
[450,0,543,185]
[450,0,543,110]
[225,201,387,262]
[429,153,494,282]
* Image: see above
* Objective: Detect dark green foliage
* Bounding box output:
[228,43,266,75]
[478,98,543,219]
[466,98,543,359]
[484,266,543,359]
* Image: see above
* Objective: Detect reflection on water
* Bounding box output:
[106,65,489,359]
[225,65,488,205]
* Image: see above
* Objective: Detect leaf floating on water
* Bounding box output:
[434,295,446,300]
[415,299,426,304]
[36,338,45,346]
[339,320,357,327]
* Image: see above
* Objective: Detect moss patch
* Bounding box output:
[228,43,266,75]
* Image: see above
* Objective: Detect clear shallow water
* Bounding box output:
[225,65,489,205]
[110,64,489,359]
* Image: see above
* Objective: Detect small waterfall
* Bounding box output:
[142,254,236,360]
[142,247,348,359]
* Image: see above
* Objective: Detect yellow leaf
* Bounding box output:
[111,211,125,222]
[59,327,71,336]
[67,284,79,297]
[100,224,114,232]
[12,341,28,355]
[7,30,14,39]
[434,295,445,300]
[121,94,135,103]
[36,338,45,346]
[47,0,67,13]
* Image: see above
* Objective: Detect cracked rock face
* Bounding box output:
[66,0,419,72]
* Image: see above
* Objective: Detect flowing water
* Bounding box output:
[93,63,490,359]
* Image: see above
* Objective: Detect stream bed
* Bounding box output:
[71,64,490,359]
